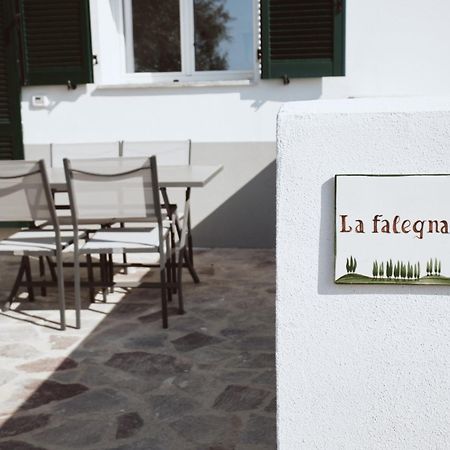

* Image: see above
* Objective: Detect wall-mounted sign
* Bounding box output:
[335,175,450,285]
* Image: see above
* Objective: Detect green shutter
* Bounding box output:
[0,0,24,160]
[261,0,345,80]
[19,0,93,86]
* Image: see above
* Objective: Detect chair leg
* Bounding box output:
[24,256,35,302]
[177,250,185,315]
[74,251,81,329]
[100,254,108,302]
[3,257,26,310]
[166,255,173,303]
[160,265,168,329]
[45,256,57,282]
[86,254,95,303]
[119,222,128,274]
[170,229,177,294]
[39,256,47,297]
[55,251,66,331]
[108,253,114,293]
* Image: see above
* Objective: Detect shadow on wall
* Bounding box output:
[318,178,450,296]
[192,161,276,249]
[22,85,88,112]
[90,79,323,111]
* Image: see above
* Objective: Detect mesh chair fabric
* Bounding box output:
[67,157,159,222]
[122,141,190,165]
[52,142,120,168]
[0,161,52,222]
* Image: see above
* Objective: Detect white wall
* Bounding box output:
[20,0,450,247]
[21,0,450,144]
[277,97,450,449]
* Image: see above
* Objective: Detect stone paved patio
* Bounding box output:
[0,247,276,450]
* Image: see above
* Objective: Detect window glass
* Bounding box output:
[194,0,253,71]
[131,0,181,72]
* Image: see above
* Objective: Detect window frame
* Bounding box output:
[121,0,258,84]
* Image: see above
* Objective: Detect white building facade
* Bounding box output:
[18,0,450,247]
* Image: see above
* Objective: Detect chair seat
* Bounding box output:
[0,230,81,255]
[79,228,169,254]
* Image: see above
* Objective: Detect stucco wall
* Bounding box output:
[276,98,450,449]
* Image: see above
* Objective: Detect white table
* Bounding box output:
[48,164,223,283]
[48,165,223,190]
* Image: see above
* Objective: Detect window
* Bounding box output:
[15,0,344,88]
[261,0,345,79]
[123,0,256,82]
[19,0,93,86]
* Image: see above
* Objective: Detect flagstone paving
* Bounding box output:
[0,248,276,450]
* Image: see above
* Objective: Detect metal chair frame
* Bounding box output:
[64,156,184,329]
[0,160,66,330]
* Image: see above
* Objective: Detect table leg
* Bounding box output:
[160,187,200,284]
[185,188,200,283]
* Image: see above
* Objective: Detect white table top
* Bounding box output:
[48,165,223,190]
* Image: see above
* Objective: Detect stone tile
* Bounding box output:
[0,249,276,450]
[220,328,249,338]
[104,438,166,450]
[116,412,144,439]
[138,307,180,323]
[198,265,215,276]
[74,363,122,387]
[196,445,236,450]
[0,343,40,359]
[106,351,191,377]
[170,415,242,446]
[190,307,231,321]
[240,415,276,447]
[32,418,114,449]
[148,394,198,420]
[19,381,88,411]
[233,336,275,352]
[187,346,234,365]
[0,370,15,388]
[171,332,223,353]
[215,370,258,384]
[252,370,276,386]
[213,385,270,412]
[0,414,51,438]
[113,302,151,316]
[123,334,167,350]
[265,397,277,413]
[229,352,275,369]
[0,441,48,450]
[55,388,128,416]
[48,335,79,350]
[171,371,215,397]
[171,316,208,333]
[83,322,138,347]
[17,357,77,373]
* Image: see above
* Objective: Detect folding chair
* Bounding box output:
[64,156,185,329]
[0,160,67,330]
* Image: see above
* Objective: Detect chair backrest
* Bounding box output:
[121,140,191,166]
[51,142,120,168]
[64,156,162,224]
[0,160,57,224]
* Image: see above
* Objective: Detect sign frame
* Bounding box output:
[335,173,450,285]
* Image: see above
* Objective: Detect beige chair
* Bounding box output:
[63,156,186,329]
[0,160,67,330]
[120,140,198,283]
[120,140,191,165]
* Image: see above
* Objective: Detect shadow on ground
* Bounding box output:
[0,248,276,450]
[192,162,276,249]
